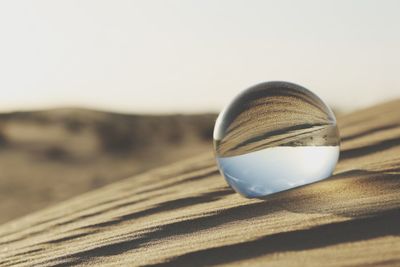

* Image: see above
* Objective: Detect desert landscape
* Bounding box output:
[0,100,399,266]
[1,1,399,266]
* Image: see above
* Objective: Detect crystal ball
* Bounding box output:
[213,81,340,198]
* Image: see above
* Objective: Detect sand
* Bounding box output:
[0,100,399,266]
[0,109,215,224]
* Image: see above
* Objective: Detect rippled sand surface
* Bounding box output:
[0,100,400,266]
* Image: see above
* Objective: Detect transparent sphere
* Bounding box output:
[214,81,340,198]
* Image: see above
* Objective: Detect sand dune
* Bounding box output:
[0,109,215,224]
[0,100,400,266]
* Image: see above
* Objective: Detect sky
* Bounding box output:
[0,0,399,113]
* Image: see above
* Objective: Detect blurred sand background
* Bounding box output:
[0,109,215,223]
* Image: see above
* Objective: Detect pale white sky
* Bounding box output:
[0,0,399,113]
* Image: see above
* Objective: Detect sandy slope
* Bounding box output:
[0,109,215,223]
[0,100,399,266]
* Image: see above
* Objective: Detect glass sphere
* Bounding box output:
[213,81,340,198]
